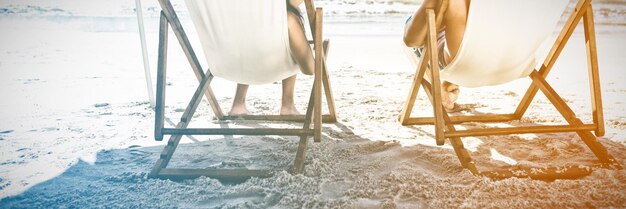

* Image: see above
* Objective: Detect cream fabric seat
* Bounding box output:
[441,0,569,87]
[185,0,299,85]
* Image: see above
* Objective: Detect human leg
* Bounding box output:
[229,83,251,116]
[404,0,468,112]
[404,0,468,59]
[281,7,313,115]
[280,75,300,115]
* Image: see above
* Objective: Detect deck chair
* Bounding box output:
[399,0,623,180]
[149,0,337,181]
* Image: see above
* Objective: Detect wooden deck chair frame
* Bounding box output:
[148,0,337,181]
[399,0,623,180]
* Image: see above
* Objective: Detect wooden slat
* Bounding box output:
[480,165,593,181]
[313,8,323,143]
[514,0,590,118]
[583,4,605,137]
[162,128,314,136]
[157,0,224,119]
[221,114,335,123]
[158,168,275,182]
[154,12,168,141]
[404,114,517,125]
[445,124,596,138]
[426,9,446,146]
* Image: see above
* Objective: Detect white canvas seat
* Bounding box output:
[185,0,299,85]
[441,0,569,87]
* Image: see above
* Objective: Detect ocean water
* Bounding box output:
[0,0,624,23]
[0,0,624,37]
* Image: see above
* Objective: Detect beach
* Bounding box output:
[1,0,625,208]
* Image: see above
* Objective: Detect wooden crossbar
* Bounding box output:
[403,114,517,125]
[162,128,314,136]
[445,124,597,138]
[221,114,336,123]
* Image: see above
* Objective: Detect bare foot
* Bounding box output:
[280,105,301,115]
[441,81,460,112]
[229,105,251,116]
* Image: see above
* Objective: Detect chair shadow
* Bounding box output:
[3,115,461,208]
[0,119,367,207]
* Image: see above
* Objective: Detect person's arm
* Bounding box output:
[403,0,441,48]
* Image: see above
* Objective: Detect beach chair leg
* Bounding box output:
[583,4,605,137]
[425,9,446,146]
[154,12,168,141]
[313,8,324,143]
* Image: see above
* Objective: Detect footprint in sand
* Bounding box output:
[42,127,58,132]
[0,130,12,140]
[609,120,626,128]
[503,91,518,97]
[94,103,109,108]
[0,178,11,190]
[0,130,14,134]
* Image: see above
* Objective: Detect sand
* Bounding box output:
[1,0,625,208]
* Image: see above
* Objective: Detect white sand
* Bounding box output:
[0,0,625,208]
